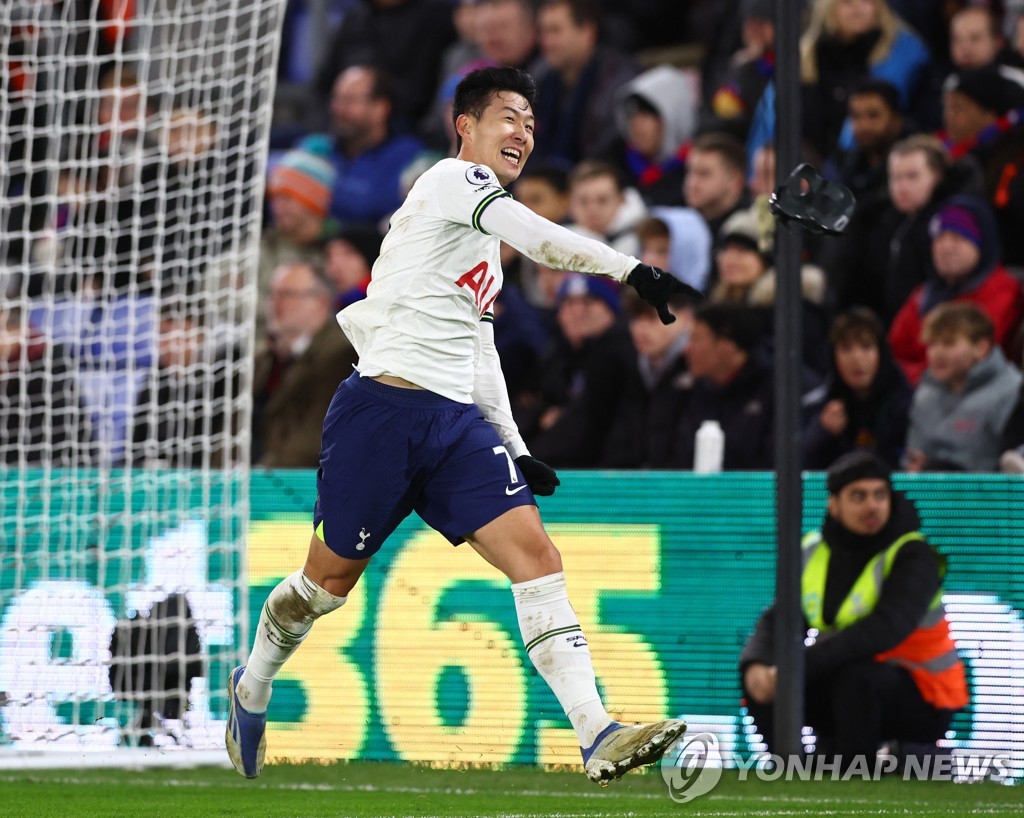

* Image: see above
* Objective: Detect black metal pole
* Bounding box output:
[772,0,805,760]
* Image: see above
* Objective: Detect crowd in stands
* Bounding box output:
[7,0,1024,477]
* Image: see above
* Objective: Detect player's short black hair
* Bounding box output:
[452,67,538,152]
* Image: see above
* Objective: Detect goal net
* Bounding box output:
[0,0,284,759]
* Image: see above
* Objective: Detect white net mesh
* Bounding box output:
[0,0,284,754]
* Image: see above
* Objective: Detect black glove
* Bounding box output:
[514,454,560,496]
[626,263,703,325]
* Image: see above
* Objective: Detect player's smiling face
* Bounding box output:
[458,90,534,186]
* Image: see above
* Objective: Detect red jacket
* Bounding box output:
[888,265,1024,385]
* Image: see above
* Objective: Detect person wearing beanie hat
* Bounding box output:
[942,64,1024,146]
[888,194,1024,386]
[740,446,968,766]
[258,138,343,339]
[825,449,891,495]
[554,272,622,316]
[712,207,774,304]
[523,273,643,468]
[268,142,337,219]
[928,202,982,247]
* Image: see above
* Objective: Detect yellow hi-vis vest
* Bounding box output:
[801,530,969,710]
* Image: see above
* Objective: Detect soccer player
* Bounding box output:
[226,67,694,784]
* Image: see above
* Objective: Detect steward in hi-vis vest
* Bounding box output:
[740,450,969,764]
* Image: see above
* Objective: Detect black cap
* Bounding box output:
[944,65,1024,115]
[826,450,891,495]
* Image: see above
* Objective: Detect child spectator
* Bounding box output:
[804,308,912,470]
[567,160,647,257]
[635,212,712,294]
[607,65,697,206]
[611,289,696,467]
[905,302,1024,472]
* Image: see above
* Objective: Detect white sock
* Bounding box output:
[512,572,613,748]
[237,570,346,713]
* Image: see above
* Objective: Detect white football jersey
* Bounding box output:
[338,158,509,403]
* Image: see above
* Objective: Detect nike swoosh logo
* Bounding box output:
[505,484,528,496]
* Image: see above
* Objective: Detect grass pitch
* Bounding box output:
[1,761,1021,817]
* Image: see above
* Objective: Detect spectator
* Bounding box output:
[889,196,1024,384]
[747,142,777,199]
[323,225,382,311]
[940,65,1024,267]
[438,0,486,81]
[259,141,339,331]
[131,304,239,469]
[800,0,930,161]
[313,0,457,127]
[905,302,1024,472]
[636,211,712,294]
[509,162,573,308]
[701,0,776,145]
[607,65,698,206]
[708,206,830,376]
[424,0,538,150]
[475,0,539,70]
[252,261,358,468]
[804,308,912,470]
[531,0,641,164]
[309,65,431,229]
[670,303,776,470]
[492,284,550,402]
[683,132,751,278]
[741,451,969,765]
[833,79,907,202]
[831,134,984,322]
[950,5,1022,70]
[518,273,642,467]
[612,289,696,468]
[514,161,572,224]
[567,160,646,256]
[0,307,92,467]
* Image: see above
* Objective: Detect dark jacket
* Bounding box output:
[740,492,940,682]
[532,46,642,165]
[670,352,776,470]
[522,321,643,468]
[313,0,456,125]
[132,347,241,469]
[606,340,692,468]
[822,156,985,323]
[803,345,912,470]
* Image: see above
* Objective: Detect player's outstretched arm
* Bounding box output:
[479,198,702,324]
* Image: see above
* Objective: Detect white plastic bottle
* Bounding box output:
[693,420,725,473]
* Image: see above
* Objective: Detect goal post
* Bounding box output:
[0,0,285,760]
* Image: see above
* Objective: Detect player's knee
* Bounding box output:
[267,570,347,637]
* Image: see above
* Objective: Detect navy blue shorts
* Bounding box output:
[312,373,537,558]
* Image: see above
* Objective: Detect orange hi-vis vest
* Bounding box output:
[801,530,969,711]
